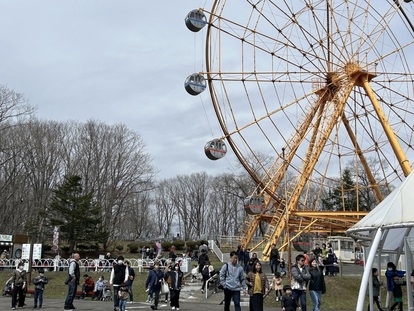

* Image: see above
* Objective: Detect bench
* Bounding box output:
[26,288,94,299]
[26,289,35,297]
[76,290,94,299]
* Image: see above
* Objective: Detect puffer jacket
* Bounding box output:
[246,271,269,296]
[291,264,310,290]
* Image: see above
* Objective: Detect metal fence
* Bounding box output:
[0,256,192,273]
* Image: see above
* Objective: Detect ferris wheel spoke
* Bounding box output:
[186,0,414,254]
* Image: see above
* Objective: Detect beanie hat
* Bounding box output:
[283,285,291,292]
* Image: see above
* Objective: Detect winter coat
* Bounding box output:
[291,264,310,290]
[246,271,269,296]
[309,267,326,293]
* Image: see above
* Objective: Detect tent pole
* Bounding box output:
[356,228,382,311]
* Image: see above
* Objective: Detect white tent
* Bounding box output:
[347,171,414,311]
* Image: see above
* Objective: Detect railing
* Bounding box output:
[0,256,192,273]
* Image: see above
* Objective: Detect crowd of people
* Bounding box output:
[5,241,414,311]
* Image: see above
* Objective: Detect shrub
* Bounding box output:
[116,244,124,252]
[127,242,140,253]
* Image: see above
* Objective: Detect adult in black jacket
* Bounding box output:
[198,249,209,273]
[269,244,280,274]
[110,256,129,311]
[308,258,326,311]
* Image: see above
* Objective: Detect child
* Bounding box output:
[281,285,297,311]
[390,272,406,311]
[272,271,283,302]
[118,282,129,311]
[33,268,48,309]
[279,258,286,276]
[367,268,383,311]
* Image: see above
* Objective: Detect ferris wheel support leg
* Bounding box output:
[361,78,412,176]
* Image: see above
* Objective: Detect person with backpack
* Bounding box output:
[201,260,215,294]
[198,248,209,274]
[219,251,247,311]
[145,261,164,310]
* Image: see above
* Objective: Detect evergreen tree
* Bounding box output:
[46,175,105,253]
[322,168,359,211]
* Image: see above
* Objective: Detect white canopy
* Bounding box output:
[347,172,414,311]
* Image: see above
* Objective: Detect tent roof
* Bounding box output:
[347,172,414,252]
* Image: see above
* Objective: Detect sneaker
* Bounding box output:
[172,307,175,310]
[201,289,204,294]
[12,308,16,310]
[176,308,179,311]
[165,300,168,303]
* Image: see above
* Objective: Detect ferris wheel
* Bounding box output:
[185,0,414,257]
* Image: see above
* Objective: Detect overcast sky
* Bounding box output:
[0,1,238,179]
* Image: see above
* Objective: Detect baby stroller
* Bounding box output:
[208,272,220,294]
[101,284,112,301]
[2,278,12,296]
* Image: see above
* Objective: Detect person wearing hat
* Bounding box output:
[33,268,48,309]
[281,285,297,311]
[110,255,129,311]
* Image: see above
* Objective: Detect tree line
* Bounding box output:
[0,85,387,252]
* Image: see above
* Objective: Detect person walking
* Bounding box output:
[11,261,27,310]
[110,255,129,311]
[291,254,311,311]
[272,271,283,302]
[390,273,406,311]
[385,261,405,309]
[269,244,280,274]
[64,253,80,310]
[33,268,48,309]
[167,263,185,310]
[198,248,210,275]
[201,260,214,294]
[219,250,247,311]
[126,261,135,302]
[308,258,326,311]
[163,263,172,303]
[145,261,164,310]
[281,285,297,311]
[246,261,269,311]
[118,282,129,311]
[367,268,383,311]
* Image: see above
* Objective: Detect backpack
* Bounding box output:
[218,263,228,290]
[202,266,210,278]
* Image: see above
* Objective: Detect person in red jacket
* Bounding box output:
[81,274,95,299]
